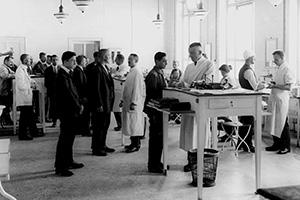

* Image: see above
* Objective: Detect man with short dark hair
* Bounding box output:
[0,56,15,125]
[144,52,167,173]
[86,49,115,156]
[16,54,40,140]
[54,51,84,177]
[266,50,294,154]
[44,55,60,127]
[73,55,91,136]
[33,52,47,75]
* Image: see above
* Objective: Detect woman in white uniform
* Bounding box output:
[266,50,294,154]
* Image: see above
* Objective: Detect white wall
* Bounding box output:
[0,0,165,70]
[255,0,284,77]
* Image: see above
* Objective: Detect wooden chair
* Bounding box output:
[0,139,17,200]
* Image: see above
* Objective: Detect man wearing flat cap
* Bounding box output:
[238,50,265,153]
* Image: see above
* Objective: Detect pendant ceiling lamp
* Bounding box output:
[268,0,283,7]
[54,0,68,24]
[152,0,164,27]
[72,0,93,13]
[190,0,208,21]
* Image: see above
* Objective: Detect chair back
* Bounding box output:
[0,139,11,180]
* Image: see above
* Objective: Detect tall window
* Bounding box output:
[227,0,255,78]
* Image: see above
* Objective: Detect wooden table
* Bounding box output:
[12,77,46,135]
[162,87,264,200]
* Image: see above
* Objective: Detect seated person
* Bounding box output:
[219,64,237,89]
[168,61,182,87]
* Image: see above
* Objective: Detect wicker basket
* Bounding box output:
[189,148,219,187]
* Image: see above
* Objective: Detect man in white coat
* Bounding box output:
[121,54,146,153]
[177,42,214,172]
[16,54,40,140]
[266,50,294,154]
[111,54,130,131]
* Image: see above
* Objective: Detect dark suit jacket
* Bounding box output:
[44,65,58,97]
[86,62,114,113]
[72,66,88,105]
[33,61,47,75]
[56,67,81,120]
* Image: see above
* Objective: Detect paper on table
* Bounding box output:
[189,88,257,95]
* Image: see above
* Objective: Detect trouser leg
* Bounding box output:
[114,112,122,128]
[279,118,290,150]
[91,112,111,151]
[55,119,76,171]
[148,112,163,167]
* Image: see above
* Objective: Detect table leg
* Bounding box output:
[255,97,262,191]
[297,100,300,147]
[211,117,218,149]
[197,112,206,200]
[163,113,169,176]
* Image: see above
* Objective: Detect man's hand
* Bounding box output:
[79,105,84,115]
[96,106,103,112]
[130,103,136,111]
[256,82,265,91]
[119,100,123,108]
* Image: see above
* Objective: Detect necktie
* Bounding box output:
[69,70,73,77]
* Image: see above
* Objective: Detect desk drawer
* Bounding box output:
[208,98,253,109]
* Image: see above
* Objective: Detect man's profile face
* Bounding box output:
[52,57,59,66]
[189,46,202,62]
[40,55,46,62]
[128,56,137,68]
[65,56,76,70]
[103,51,111,64]
[156,56,167,69]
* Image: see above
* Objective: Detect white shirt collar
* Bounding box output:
[60,65,70,73]
[77,65,83,71]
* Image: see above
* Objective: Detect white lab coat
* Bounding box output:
[122,67,146,136]
[112,64,130,112]
[180,57,214,151]
[268,62,294,138]
[15,64,33,107]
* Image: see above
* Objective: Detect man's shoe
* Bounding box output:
[55,170,73,177]
[148,165,163,173]
[277,148,290,155]
[68,162,84,169]
[104,146,115,153]
[265,145,280,152]
[125,145,140,153]
[19,135,33,140]
[92,150,107,156]
[114,126,121,131]
[183,163,192,172]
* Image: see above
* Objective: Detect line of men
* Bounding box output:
[2,42,293,177]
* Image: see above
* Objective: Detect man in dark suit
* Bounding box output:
[33,52,47,75]
[144,52,167,173]
[54,51,84,177]
[86,49,115,156]
[44,55,59,127]
[73,55,91,136]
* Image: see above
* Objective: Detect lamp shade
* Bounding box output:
[72,0,93,13]
[190,1,208,21]
[54,4,69,24]
[268,0,283,7]
[153,14,164,27]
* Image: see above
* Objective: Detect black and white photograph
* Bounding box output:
[1,0,300,200]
